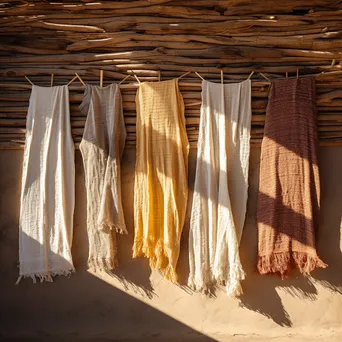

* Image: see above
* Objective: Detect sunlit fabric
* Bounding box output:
[257,77,326,277]
[133,79,189,282]
[79,84,127,271]
[188,80,252,296]
[18,85,75,283]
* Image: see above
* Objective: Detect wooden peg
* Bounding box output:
[259,72,271,82]
[100,70,103,88]
[67,75,78,86]
[221,70,224,84]
[119,74,131,85]
[248,71,255,80]
[133,73,141,84]
[179,71,191,79]
[25,76,34,86]
[50,73,54,87]
[195,72,204,81]
[75,73,86,87]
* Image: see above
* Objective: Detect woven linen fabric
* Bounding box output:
[188,80,252,296]
[79,83,127,271]
[133,79,189,282]
[18,85,75,283]
[257,77,326,277]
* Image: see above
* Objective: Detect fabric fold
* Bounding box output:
[257,77,326,277]
[133,79,189,282]
[188,80,252,296]
[18,85,75,283]
[79,83,127,271]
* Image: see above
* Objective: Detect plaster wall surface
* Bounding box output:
[0,148,341,341]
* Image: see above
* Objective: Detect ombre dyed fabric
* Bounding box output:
[188,80,252,296]
[79,83,127,271]
[257,77,326,277]
[133,79,189,282]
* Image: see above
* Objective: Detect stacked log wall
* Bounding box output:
[1,1,342,148]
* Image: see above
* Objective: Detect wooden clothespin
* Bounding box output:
[100,70,103,88]
[221,70,224,84]
[248,71,255,80]
[51,73,54,87]
[25,76,34,86]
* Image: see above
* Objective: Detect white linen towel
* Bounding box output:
[18,85,75,283]
[188,79,251,296]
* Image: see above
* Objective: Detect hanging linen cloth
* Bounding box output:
[79,83,127,271]
[18,85,75,283]
[133,79,189,282]
[188,79,252,296]
[257,77,326,277]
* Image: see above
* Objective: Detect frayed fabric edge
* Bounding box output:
[187,277,212,293]
[16,268,75,285]
[258,251,327,278]
[133,239,179,283]
[225,265,246,297]
[98,220,127,235]
[188,264,246,297]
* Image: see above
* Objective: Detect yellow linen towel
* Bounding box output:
[133,79,189,282]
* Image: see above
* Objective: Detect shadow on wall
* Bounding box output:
[76,88,342,328]
[0,234,215,341]
[1,136,342,337]
[237,147,342,327]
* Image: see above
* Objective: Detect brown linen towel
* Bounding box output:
[257,77,326,277]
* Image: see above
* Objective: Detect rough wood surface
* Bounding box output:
[1,1,342,149]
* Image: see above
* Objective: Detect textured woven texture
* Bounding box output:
[79,83,127,271]
[257,77,326,277]
[18,85,75,283]
[133,79,189,282]
[188,80,251,296]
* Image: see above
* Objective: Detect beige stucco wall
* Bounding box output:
[0,148,341,341]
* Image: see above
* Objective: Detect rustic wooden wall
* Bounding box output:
[1,0,342,148]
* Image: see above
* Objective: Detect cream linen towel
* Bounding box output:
[18,85,75,283]
[133,79,189,282]
[79,83,127,271]
[188,80,251,296]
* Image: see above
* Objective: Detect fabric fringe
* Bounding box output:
[258,251,327,278]
[133,239,178,282]
[188,264,245,297]
[88,257,117,272]
[98,220,127,235]
[187,277,212,293]
[16,269,74,285]
[292,251,327,274]
[225,264,246,297]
